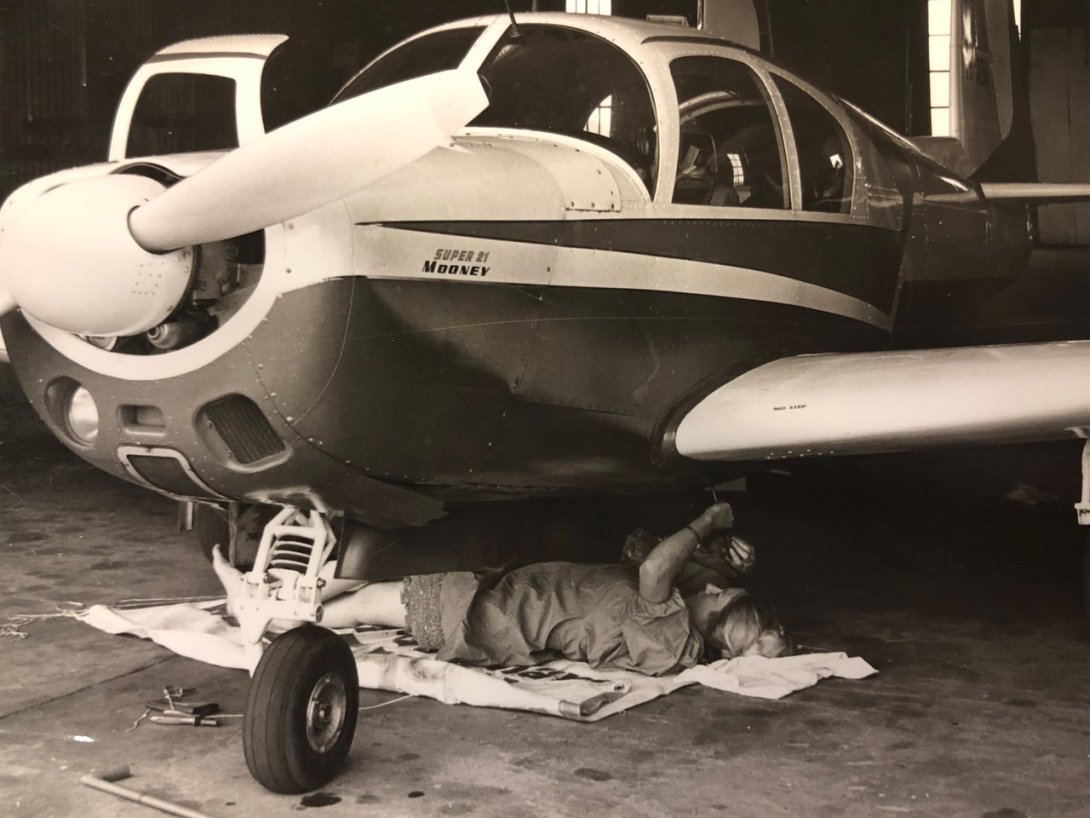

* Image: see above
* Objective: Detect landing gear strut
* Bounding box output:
[1077,439,1090,625]
[233,507,359,793]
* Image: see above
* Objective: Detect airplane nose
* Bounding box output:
[0,67,488,339]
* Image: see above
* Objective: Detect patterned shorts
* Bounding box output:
[400,573,447,651]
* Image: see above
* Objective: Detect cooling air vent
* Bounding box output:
[202,395,286,465]
[117,447,222,500]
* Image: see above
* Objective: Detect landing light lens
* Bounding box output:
[65,386,99,445]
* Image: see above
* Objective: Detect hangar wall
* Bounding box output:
[1027,0,1089,244]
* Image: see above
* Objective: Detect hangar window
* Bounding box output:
[471,26,657,189]
[566,0,612,13]
[334,26,486,100]
[928,0,953,137]
[772,77,854,214]
[671,56,787,209]
[127,74,237,157]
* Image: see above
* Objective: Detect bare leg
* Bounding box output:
[320,581,407,629]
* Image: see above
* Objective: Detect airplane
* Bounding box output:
[1,7,1088,795]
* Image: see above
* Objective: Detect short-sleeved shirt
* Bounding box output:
[429,563,704,677]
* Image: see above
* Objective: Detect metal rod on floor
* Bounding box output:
[79,766,219,818]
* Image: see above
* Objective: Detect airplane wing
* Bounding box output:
[979,182,1090,205]
[925,182,1090,206]
[672,341,1089,461]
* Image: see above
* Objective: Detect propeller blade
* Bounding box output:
[0,290,14,318]
[129,68,488,252]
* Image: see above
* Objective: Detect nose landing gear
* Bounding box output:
[233,507,359,793]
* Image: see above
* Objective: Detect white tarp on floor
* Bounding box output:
[80,600,876,722]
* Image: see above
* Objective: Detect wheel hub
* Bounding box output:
[306,672,347,754]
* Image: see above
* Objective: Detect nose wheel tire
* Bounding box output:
[243,626,360,793]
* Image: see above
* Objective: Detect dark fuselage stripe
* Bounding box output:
[379,219,903,313]
[146,52,269,63]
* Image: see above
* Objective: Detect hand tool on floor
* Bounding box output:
[149,714,222,726]
[130,686,240,730]
[147,698,221,717]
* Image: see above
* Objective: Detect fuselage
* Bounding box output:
[0,14,1032,528]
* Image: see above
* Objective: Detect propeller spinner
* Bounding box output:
[0,68,488,338]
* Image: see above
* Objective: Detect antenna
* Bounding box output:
[502,0,522,36]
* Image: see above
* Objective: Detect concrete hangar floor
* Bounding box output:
[1,251,1088,818]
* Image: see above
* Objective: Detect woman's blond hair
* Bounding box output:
[708,593,792,660]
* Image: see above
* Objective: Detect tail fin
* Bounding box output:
[912,0,1015,177]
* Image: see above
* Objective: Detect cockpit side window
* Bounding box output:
[471,26,657,189]
[670,56,787,209]
[127,73,238,157]
[772,77,854,214]
[334,26,486,101]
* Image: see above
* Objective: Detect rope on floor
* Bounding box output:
[2,601,85,638]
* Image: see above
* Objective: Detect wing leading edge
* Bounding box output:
[979,182,1090,206]
[924,182,1090,206]
[673,341,1090,461]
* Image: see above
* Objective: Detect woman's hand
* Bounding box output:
[725,535,756,574]
[703,502,734,532]
[693,533,756,576]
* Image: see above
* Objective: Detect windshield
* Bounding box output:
[334,26,486,101]
[471,25,657,188]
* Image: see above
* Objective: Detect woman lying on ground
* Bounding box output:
[213,502,792,677]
